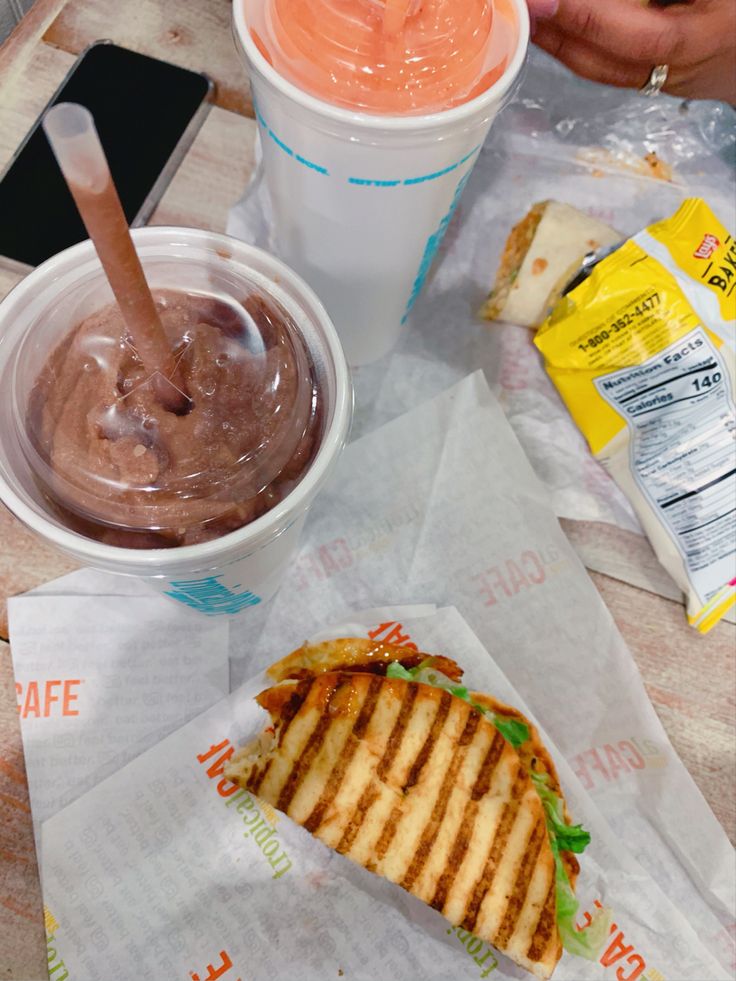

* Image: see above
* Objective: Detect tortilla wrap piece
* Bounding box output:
[481,201,620,328]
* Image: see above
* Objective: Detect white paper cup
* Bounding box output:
[0,227,352,615]
[232,0,529,366]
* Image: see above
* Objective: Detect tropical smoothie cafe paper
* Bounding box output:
[30,372,734,979]
[228,46,736,618]
[40,607,730,981]
[222,372,735,970]
[7,587,230,857]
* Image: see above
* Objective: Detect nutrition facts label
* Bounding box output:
[595,327,736,604]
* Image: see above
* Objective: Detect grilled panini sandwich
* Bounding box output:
[227,640,595,980]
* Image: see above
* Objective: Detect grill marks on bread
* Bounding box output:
[229,673,562,980]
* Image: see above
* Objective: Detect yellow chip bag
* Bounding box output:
[535,199,736,633]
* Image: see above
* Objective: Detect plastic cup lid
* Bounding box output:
[19,284,321,546]
[244,0,518,115]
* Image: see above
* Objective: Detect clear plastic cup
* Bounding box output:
[0,227,352,615]
[232,0,530,365]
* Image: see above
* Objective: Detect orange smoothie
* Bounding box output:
[245,0,519,115]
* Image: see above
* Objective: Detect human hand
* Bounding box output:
[529,0,736,104]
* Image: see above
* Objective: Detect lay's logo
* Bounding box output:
[693,233,720,259]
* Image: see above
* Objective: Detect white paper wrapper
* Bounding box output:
[228,47,736,572]
[223,371,735,971]
[23,567,153,597]
[41,606,730,980]
[8,585,230,858]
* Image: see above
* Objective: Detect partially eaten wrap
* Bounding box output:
[481,201,621,328]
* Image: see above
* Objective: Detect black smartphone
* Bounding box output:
[0,41,213,269]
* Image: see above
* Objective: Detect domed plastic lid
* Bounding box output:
[20,285,321,548]
[247,0,517,115]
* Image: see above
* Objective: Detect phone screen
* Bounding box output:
[0,42,211,267]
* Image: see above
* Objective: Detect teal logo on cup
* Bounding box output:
[401,168,473,324]
[164,575,262,616]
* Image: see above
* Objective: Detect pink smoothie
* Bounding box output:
[245,0,519,115]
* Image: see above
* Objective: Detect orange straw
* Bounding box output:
[43,103,189,413]
[382,0,415,35]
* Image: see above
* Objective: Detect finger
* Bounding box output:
[551,0,721,66]
[534,22,725,100]
[533,22,653,89]
[527,0,559,18]
[658,52,736,102]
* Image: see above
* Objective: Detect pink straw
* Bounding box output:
[382,0,417,35]
[43,103,190,413]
